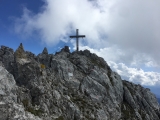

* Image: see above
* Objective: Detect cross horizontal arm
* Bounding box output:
[70,35,85,38]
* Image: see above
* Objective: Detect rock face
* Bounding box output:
[0,44,159,120]
[158,98,160,104]
[0,64,41,120]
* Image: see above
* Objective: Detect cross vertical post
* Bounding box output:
[70,29,85,52]
[76,29,78,52]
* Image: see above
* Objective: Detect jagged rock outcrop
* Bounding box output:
[0,46,15,74]
[37,47,52,68]
[0,44,159,120]
[0,63,41,120]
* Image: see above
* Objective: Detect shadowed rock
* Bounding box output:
[42,47,48,54]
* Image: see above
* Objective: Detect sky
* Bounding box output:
[1,0,160,97]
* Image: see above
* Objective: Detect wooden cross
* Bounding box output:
[70,29,85,52]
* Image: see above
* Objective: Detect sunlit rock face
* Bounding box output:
[0,44,160,120]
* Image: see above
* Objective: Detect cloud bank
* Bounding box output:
[14,0,160,92]
[14,0,160,65]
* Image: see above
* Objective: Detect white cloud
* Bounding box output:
[14,0,160,67]
[109,61,160,86]
[13,0,160,94]
[79,44,125,63]
[113,62,160,96]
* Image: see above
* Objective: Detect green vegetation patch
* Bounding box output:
[121,102,135,119]
[55,116,64,120]
[22,99,43,116]
[27,107,43,116]
[40,64,45,69]
[22,99,29,108]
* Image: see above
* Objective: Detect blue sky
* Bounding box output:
[0,0,43,53]
[1,0,160,97]
[0,0,66,54]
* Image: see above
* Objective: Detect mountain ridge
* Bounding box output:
[0,44,159,120]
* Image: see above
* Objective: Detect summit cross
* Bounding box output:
[70,29,85,52]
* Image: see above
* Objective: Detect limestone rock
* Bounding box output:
[0,65,41,120]
[61,46,70,53]
[37,47,52,68]
[15,43,26,59]
[0,45,159,120]
[42,47,48,54]
[0,46,15,74]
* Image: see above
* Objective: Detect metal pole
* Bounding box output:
[76,29,79,52]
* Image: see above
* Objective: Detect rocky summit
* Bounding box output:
[0,44,159,120]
